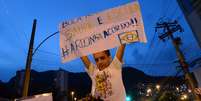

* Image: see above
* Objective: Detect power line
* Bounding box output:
[142,0,177,71]
[32,31,59,56]
[155,20,201,100]
[35,49,60,57]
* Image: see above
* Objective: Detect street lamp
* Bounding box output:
[71,91,75,101]
[74,97,77,101]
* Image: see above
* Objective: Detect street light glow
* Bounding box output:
[71,91,75,101]
[147,88,152,93]
[71,91,75,95]
[156,84,160,90]
[181,94,188,100]
[176,87,179,91]
[183,94,188,99]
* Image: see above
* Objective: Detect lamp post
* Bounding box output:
[71,91,74,101]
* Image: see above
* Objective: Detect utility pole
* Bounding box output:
[22,19,37,97]
[155,20,201,100]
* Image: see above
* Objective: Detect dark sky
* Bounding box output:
[0,0,200,82]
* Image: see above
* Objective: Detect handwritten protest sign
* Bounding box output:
[59,1,147,63]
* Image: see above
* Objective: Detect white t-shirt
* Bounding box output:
[86,57,126,101]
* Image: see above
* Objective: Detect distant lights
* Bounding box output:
[156,84,160,90]
[180,94,188,100]
[71,91,75,95]
[147,88,152,93]
[126,96,131,101]
[176,87,179,91]
[188,89,192,93]
[183,94,187,99]
[146,88,152,96]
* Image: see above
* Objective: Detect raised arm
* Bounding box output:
[81,56,91,69]
[116,44,126,62]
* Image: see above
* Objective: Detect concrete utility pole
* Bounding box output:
[155,20,201,100]
[22,19,37,97]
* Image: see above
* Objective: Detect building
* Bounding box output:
[177,0,201,47]
[54,68,68,101]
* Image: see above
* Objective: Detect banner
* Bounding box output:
[15,93,52,101]
[59,1,147,63]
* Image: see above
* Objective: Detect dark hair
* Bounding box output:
[93,50,111,57]
[103,50,110,56]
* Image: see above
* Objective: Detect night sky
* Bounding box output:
[0,0,200,82]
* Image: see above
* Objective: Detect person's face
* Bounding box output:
[93,51,112,71]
